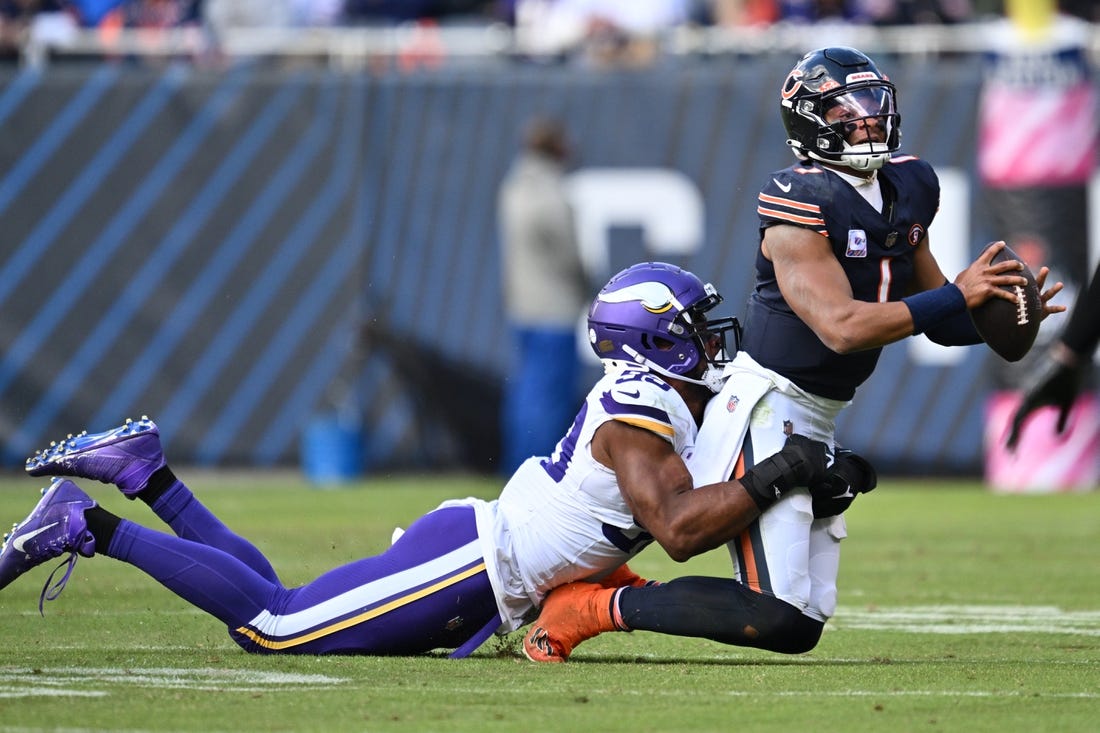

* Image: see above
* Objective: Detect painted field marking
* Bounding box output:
[832,604,1100,636]
[716,690,1100,699]
[4,606,1097,699]
[0,667,348,699]
[0,687,107,698]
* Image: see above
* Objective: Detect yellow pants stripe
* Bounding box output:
[235,561,487,650]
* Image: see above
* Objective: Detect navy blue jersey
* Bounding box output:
[741,156,940,400]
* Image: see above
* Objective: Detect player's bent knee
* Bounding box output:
[747,595,824,654]
[765,607,824,654]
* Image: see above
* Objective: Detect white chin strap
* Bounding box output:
[839,144,889,171]
[797,137,892,172]
[616,346,726,393]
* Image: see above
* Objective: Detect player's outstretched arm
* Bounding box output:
[1007,260,1100,449]
[1006,342,1087,448]
[601,423,829,562]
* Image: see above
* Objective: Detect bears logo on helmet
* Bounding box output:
[780,47,901,172]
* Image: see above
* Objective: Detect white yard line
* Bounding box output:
[3,605,1099,700]
[0,688,107,698]
[0,667,348,698]
[832,604,1100,635]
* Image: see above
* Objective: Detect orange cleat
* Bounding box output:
[523,581,625,663]
[596,563,658,589]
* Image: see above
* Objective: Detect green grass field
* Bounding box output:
[0,471,1097,732]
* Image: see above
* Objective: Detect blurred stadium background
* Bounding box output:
[0,0,1097,482]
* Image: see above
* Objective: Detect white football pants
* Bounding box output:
[690,353,850,623]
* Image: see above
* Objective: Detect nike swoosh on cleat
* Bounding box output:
[13,522,59,553]
[773,178,792,193]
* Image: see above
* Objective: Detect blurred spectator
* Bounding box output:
[65,0,200,27]
[705,0,980,26]
[857,0,974,25]
[514,0,690,67]
[289,0,342,26]
[80,0,203,65]
[343,0,498,24]
[205,0,353,32]
[497,116,590,474]
[1059,0,1100,21]
[708,0,780,27]
[0,1,69,60]
[124,0,201,27]
[394,18,446,71]
[64,0,124,25]
[203,0,290,32]
[774,0,860,23]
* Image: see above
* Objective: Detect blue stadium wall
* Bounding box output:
[0,58,1036,475]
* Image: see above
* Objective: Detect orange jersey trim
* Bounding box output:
[758,192,821,213]
[757,205,826,228]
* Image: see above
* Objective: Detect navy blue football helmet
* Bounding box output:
[780,47,901,171]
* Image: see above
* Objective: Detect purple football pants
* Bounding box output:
[105,480,500,656]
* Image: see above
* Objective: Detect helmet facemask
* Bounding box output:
[588,264,741,393]
[787,81,899,171]
[780,48,901,173]
[821,84,899,171]
[674,296,740,392]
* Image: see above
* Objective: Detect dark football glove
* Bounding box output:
[739,434,829,511]
[1007,346,1087,450]
[809,447,877,519]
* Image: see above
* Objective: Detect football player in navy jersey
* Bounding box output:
[2,263,855,661]
[689,46,1066,645]
[524,47,1067,662]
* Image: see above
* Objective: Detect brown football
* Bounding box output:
[968,242,1042,362]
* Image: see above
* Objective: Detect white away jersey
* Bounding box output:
[447,364,699,630]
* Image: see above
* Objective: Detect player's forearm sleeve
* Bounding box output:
[923,308,983,346]
[902,283,967,335]
[1061,261,1100,358]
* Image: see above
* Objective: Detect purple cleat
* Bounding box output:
[25,416,166,499]
[0,479,97,611]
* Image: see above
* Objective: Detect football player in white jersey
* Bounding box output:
[5,262,847,660]
[521,262,876,662]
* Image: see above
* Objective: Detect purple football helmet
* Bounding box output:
[588,262,740,391]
